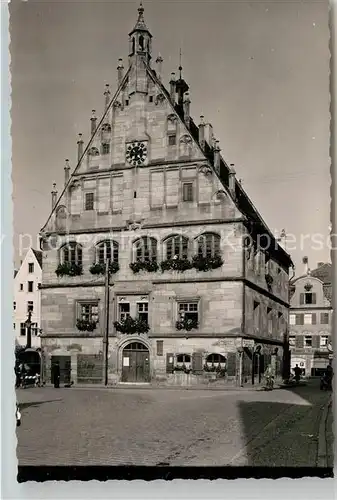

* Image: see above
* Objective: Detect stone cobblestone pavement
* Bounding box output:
[16,380,332,467]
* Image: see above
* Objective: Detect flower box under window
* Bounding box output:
[192,254,223,272]
[161,258,192,273]
[89,261,119,275]
[56,262,83,277]
[114,316,150,335]
[130,259,158,274]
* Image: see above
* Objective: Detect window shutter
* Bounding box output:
[312,293,317,304]
[300,314,304,325]
[192,352,203,374]
[226,352,237,377]
[156,341,163,357]
[166,353,174,373]
[295,336,304,348]
[312,313,317,325]
[312,335,320,349]
[299,293,304,305]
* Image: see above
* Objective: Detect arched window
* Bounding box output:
[88,147,99,157]
[139,35,144,51]
[206,353,226,365]
[134,237,157,262]
[165,235,189,260]
[196,233,221,258]
[60,242,82,266]
[96,240,118,264]
[176,354,191,363]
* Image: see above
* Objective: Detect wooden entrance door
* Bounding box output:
[121,342,150,382]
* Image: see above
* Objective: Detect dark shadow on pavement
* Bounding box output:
[236,380,333,474]
[18,399,62,411]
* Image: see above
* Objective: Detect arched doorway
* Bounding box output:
[121,342,150,383]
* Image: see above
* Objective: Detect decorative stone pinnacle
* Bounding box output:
[156,54,163,63]
[91,110,96,119]
[65,159,70,169]
[104,83,110,95]
[200,115,205,124]
[77,133,83,143]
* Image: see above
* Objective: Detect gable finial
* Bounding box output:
[179,48,183,79]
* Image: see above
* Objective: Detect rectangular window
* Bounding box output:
[125,99,129,106]
[20,323,26,336]
[119,303,130,322]
[78,303,99,322]
[305,292,316,305]
[304,313,312,325]
[28,263,34,273]
[178,302,198,323]
[13,301,16,310]
[28,281,33,292]
[156,340,163,356]
[168,135,176,146]
[137,302,149,324]
[304,335,312,347]
[289,314,296,325]
[31,322,38,336]
[295,314,304,325]
[85,192,94,211]
[27,301,34,312]
[13,323,16,330]
[149,95,154,103]
[38,283,41,290]
[320,335,329,348]
[20,283,23,291]
[182,182,193,202]
[320,312,329,324]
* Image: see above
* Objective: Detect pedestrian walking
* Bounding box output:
[51,361,60,388]
[264,364,274,390]
[293,364,302,384]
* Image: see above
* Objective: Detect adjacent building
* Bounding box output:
[289,262,333,377]
[13,248,42,348]
[39,5,293,386]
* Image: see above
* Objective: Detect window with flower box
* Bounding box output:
[137,302,148,324]
[97,240,119,264]
[60,242,83,267]
[119,303,130,322]
[175,354,192,373]
[78,303,99,323]
[134,237,157,262]
[196,233,220,258]
[165,235,189,260]
[178,302,198,322]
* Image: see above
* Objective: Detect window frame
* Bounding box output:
[304,335,313,348]
[133,237,157,262]
[84,192,95,211]
[28,281,34,293]
[76,301,99,323]
[28,262,34,273]
[196,233,221,258]
[289,314,296,325]
[20,323,26,336]
[304,313,312,325]
[177,301,199,323]
[320,335,329,348]
[118,302,130,322]
[60,242,83,266]
[27,301,34,313]
[96,240,119,265]
[165,234,189,260]
[320,312,329,324]
[136,302,149,324]
[168,134,176,146]
[182,182,194,202]
[101,143,110,155]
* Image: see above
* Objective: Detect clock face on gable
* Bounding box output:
[126,141,148,166]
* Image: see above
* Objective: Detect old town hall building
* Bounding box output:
[39,4,293,387]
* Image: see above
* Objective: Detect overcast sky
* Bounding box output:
[10,0,330,274]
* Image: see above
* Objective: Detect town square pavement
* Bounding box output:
[16,380,332,467]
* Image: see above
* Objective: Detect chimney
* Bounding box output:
[302,256,309,275]
[90,110,97,135]
[214,141,221,173]
[117,59,124,86]
[229,164,236,198]
[77,133,84,162]
[183,93,191,126]
[169,73,176,102]
[156,54,163,81]
[198,115,205,149]
[64,159,71,186]
[104,84,111,110]
[51,183,58,210]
